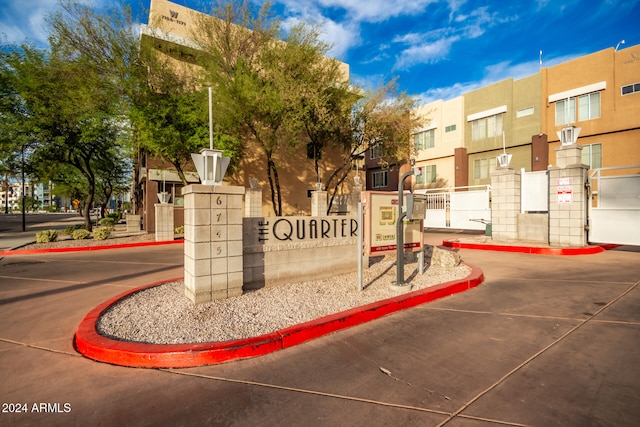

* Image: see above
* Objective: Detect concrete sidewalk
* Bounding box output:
[0,232,638,426]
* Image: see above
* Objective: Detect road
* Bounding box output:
[0,229,638,426]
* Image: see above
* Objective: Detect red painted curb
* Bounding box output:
[0,239,183,256]
[75,265,485,368]
[442,240,609,255]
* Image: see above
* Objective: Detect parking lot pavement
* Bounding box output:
[0,233,639,426]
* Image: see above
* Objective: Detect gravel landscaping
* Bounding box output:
[97,253,471,345]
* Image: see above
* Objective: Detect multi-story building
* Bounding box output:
[542,46,640,171]
[411,43,640,190]
[411,96,464,190]
[33,182,55,210]
[0,181,34,211]
[138,0,356,231]
[464,74,543,187]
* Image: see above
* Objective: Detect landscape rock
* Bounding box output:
[431,246,461,268]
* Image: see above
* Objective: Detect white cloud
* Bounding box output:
[280,13,360,61]
[0,0,58,45]
[391,4,518,71]
[394,36,458,70]
[308,0,439,23]
[317,18,360,59]
[416,51,584,104]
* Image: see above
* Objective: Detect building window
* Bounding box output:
[578,92,600,121]
[445,124,457,133]
[370,144,382,159]
[516,106,534,118]
[372,171,388,188]
[555,92,600,125]
[417,165,437,183]
[581,143,602,169]
[473,157,497,180]
[621,82,640,95]
[471,114,502,141]
[555,98,576,125]
[413,129,435,150]
[415,166,437,184]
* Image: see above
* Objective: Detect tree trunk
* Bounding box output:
[83,189,94,231]
[266,156,282,216]
[326,165,352,215]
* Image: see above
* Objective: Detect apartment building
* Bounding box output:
[542,46,640,171]
[411,43,640,189]
[411,96,464,190]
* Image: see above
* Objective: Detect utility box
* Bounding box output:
[406,194,427,221]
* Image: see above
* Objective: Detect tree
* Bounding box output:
[7,44,125,230]
[303,77,423,213]
[196,0,360,215]
[94,147,131,217]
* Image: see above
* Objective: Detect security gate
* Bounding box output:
[588,165,640,245]
[417,185,491,231]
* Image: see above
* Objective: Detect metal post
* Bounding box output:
[357,200,363,291]
[21,144,25,232]
[396,170,415,286]
[208,87,213,150]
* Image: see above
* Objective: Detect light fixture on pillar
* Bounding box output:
[558,125,581,146]
[191,86,231,185]
[497,131,512,168]
[191,149,230,186]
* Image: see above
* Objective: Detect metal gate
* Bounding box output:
[588,165,640,245]
[417,185,491,231]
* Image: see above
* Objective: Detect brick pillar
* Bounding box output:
[548,145,588,247]
[311,191,328,216]
[490,168,521,241]
[154,203,174,242]
[183,184,245,304]
[244,188,263,217]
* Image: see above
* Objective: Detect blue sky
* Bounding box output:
[1,0,638,105]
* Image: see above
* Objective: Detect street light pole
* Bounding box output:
[21,144,25,231]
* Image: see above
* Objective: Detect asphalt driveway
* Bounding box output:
[0,234,638,426]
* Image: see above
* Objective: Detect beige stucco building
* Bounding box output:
[137,0,356,231]
[412,96,464,190]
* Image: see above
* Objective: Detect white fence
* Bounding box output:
[417,185,491,231]
[588,165,640,245]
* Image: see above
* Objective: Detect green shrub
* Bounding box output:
[174,226,184,235]
[72,229,91,240]
[63,224,85,235]
[106,212,122,222]
[36,230,58,243]
[93,226,113,240]
[99,217,116,227]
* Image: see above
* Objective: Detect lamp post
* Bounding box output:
[191,87,231,185]
[21,144,25,231]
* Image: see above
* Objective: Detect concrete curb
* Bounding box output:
[442,240,613,255]
[74,264,485,368]
[0,239,183,256]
